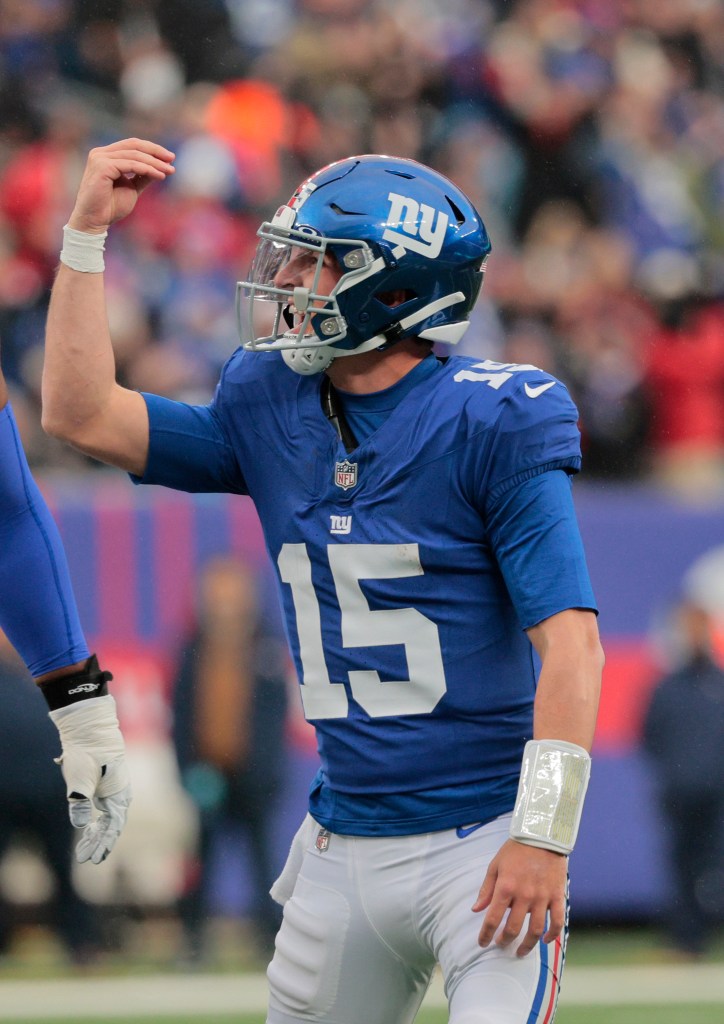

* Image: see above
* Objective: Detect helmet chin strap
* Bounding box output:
[282,345,335,375]
[282,333,387,375]
[282,291,468,376]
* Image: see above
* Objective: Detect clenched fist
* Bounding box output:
[68,138,175,235]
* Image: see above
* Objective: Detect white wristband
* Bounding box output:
[60,223,108,273]
[510,739,591,855]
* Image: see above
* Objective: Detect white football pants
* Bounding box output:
[266,812,567,1024]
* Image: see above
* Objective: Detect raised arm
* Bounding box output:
[42,139,175,476]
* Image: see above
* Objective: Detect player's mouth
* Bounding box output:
[283,303,313,337]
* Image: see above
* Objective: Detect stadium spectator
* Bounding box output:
[645,297,724,495]
[172,557,288,963]
[642,598,724,958]
[0,0,721,485]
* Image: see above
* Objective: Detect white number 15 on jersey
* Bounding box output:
[278,543,447,719]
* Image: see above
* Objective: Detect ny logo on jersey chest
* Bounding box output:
[334,459,358,490]
[330,514,352,535]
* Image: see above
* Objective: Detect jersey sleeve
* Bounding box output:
[486,468,597,630]
[132,387,247,495]
[482,375,582,513]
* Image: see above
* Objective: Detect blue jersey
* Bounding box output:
[137,352,596,834]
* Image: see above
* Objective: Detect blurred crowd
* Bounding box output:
[0,0,723,489]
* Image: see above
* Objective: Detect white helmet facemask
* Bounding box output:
[237,206,390,375]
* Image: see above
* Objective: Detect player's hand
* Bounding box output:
[68,138,175,235]
[472,839,567,958]
[49,695,132,864]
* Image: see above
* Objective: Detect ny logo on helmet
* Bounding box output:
[382,192,449,259]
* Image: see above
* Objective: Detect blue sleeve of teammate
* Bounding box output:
[0,403,89,676]
[487,469,597,630]
[133,392,247,494]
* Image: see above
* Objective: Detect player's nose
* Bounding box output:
[274,250,305,290]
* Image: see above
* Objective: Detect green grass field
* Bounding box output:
[11,1011,723,1024]
[2,923,723,1024]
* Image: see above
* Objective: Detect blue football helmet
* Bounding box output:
[237,155,491,374]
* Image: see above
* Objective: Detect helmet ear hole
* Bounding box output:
[375,288,417,309]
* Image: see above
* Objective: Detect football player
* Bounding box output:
[0,357,129,865]
[43,140,603,1023]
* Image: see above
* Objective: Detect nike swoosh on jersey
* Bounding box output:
[524,381,557,399]
[456,822,486,839]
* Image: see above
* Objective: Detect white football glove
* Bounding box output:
[49,694,132,864]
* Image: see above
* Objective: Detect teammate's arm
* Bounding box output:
[474,608,603,956]
[43,139,175,476]
[0,359,130,863]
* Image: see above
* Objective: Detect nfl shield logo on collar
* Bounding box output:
[335,460,358,490]
[315,828,331,853]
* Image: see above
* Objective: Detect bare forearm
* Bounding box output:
[529,609,603,751]
[43,265,116,438]
[534,659,600,750]
[43,264,149,473]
